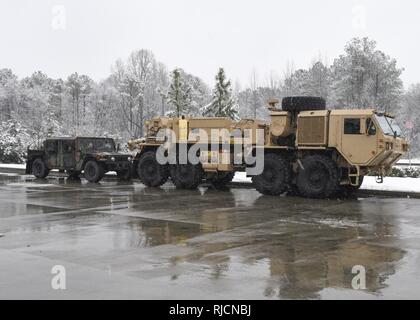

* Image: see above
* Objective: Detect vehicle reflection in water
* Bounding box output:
[116,186,405,299]
[0,173,409,299]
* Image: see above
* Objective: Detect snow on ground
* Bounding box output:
[361,176,420,193]
[0,164,25,169]
[397,158,420,165]
[233,172,252,183]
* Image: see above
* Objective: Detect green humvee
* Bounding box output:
[26,137,133,183]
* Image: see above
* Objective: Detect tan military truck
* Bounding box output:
[128,96,409,198]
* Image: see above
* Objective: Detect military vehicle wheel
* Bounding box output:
[138,151,169,187]
[282,96,326,112]
[117,169,131,181]
[252,153,290,196]
[207,171,235,187]
[32,158,50,179]
[297,154,339,198]
[67,170,80,178]
[84,160,104,183]
[170,163,203,189]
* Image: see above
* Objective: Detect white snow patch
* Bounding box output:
[313,218,366,229]
[7,182,57,188]
[0,163,26,169]
[0,173,19,176]
[397,158,420,164]
[361,176,420,193]
[232,171,251,183]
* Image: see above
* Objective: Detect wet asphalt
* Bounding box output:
[0,172,419,299]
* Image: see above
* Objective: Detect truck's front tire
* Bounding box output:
[252,153,290,196]
[296,155,339,198]
[170,163,203,189]
[84,160,104,183]
[137,151,169,187]
[32,158,50,179]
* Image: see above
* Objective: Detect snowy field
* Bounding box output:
[1,162,420,193]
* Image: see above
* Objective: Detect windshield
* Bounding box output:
[95,139,115,152]
[79,139,116,152]
[374,115,404,137]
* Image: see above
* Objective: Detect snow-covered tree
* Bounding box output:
[398,84,420,156]
[330,37,403,111]
[203,68,238,119]
[0,69,20,121]
[166,68,194,117]
[0,119,30,163]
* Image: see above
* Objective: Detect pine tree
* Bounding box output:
[167,68,192,117]
[203,68,238,119]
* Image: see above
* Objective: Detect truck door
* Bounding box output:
[61,140,75,169]
[341,117,377,165]
[45,140,58,168]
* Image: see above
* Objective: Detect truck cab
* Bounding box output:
[26,137,133,183]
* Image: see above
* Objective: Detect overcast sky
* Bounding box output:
[1,0,419,88]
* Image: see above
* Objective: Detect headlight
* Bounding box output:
[127,156,132,161]
[110,157,116,162]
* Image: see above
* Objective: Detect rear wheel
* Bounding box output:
[296,154,339,198]
[32,158,50,179]
[252,153,291,196]
[84,160,104,183]
[137,151,169,187]
[170,163,203,189]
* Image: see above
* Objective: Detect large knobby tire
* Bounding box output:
[252,153,291,196]
[32,158,50,179]
[84,160,105,183]
[296,155,339,198]
[170,163,203,190]
[207,171,235,187]
[282,96,326,113]
[137,151,169,187]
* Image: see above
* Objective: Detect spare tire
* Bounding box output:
[282,96,326,112]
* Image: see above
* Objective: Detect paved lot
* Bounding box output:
[0,172,420,299]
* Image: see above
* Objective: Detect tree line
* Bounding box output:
[1,37,419,163]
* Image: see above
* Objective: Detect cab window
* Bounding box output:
[344,118,361,134]
[79,140,94,152]
[62,141,74,152]
[45,141,57,152]
[366,118,377,136]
